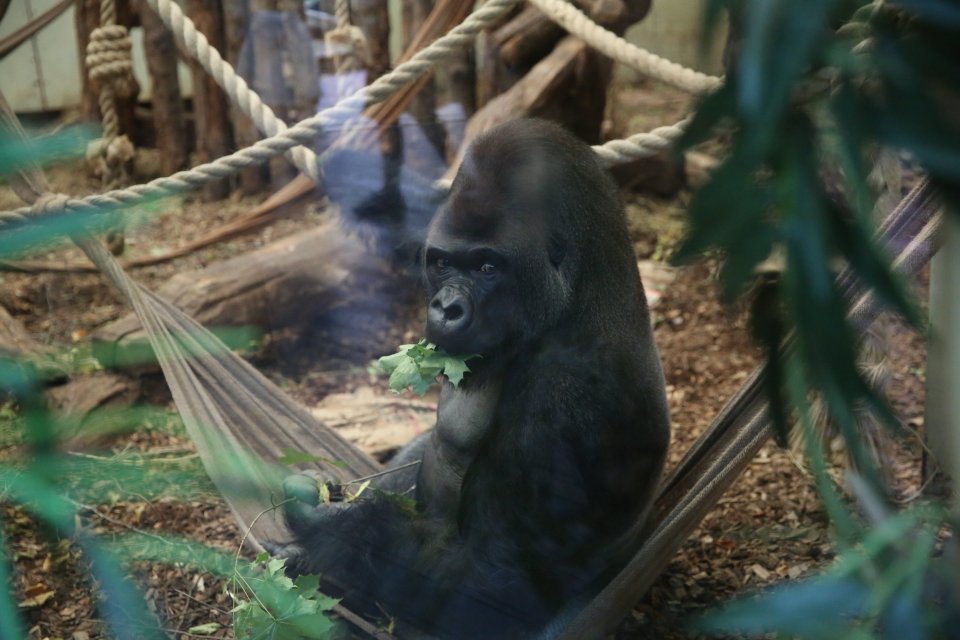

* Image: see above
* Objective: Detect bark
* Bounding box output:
[92,222,393,369]
[186,0,233,200]
[138,0,188,175]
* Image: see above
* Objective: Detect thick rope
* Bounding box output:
[0,0,520,226]
[592,119,690,165]
[326,0,369,92]
[529,0,722,94]
[1,0,703,228]
[86,0,137,254]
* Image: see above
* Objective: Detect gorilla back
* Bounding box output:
[286,119,670,639]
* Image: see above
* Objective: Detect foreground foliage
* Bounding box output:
[683,1,960,637]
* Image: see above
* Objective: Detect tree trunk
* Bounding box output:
[74,0,100,123]
[223,0,266,194]
[401,0,446,160]
[186,0,233,201]
[137,0,188,176]
[351,0,391,80]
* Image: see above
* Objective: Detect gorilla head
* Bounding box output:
[424,119,638,359]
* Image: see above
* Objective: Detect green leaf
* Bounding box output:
[378,339,479,397]
[674,146,771,264]
[0,128,90,175]
[294,573,321,593]
[697,575,870,638]
[0,530,26,640]
[677,82,737,152]
[437,357,471,387]
[80,540,166,639]
[377,346,415,374]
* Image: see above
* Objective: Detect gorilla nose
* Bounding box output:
[428,289,471,334]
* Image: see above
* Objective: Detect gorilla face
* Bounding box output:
[423,137,574,358]
[423,233,520,356]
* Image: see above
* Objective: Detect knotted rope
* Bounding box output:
[85,0,137,253]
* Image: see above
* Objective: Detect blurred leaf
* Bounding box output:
[0,468,76,527]
[0,128,90,175]
[677,82,737,151]
[827,84,873,223]
[786,358,860,544]
[0,530,27,640]
[717,222,777,301]
[674,148,772,264]
[697,575,869,638]
[79,540,166,639]
[0,208,118,259]
[825,200,920,327]
[736,0,834,156]
[699,0,737,57]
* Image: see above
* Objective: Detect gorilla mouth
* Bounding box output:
[425,326,474,356]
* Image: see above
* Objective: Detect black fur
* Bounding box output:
[287,119,670,638]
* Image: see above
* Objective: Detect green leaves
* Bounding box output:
[378,338,479,397]
[683,3,960,637]
[678,0,960,491]
[0,127,89,176]
[231,556,340,640]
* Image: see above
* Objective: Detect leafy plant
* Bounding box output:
[681,1,960,637]
[231,554,342,640]
[378,338,479,397]
[683,0,960,478]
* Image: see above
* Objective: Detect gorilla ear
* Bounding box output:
[548,232,567,267]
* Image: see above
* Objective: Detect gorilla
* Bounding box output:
[284,118,670,639]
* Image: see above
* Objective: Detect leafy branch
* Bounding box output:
[683,1,960,637]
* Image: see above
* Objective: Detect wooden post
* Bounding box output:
[402,0,446,159]
[137,0,188,176]
[925,218,960,500]
[223,0,267,194]
[186,0,233,201]
[351,0,391,80]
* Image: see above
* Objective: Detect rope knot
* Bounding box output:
[34,193,72,217]
[86,24,136,97]
[325,25,370,69]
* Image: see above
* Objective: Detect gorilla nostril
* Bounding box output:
[445,303,464,322]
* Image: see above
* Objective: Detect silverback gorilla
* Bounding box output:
[284,119,670,639]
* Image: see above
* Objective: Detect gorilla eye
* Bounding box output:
[480,263,496,274]
[436,257,450,269]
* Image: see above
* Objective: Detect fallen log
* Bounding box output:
[46,371,141,444]
[92,221,393,369]
[0,304,52,362]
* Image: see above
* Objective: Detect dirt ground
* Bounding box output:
[0,79,931,640]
